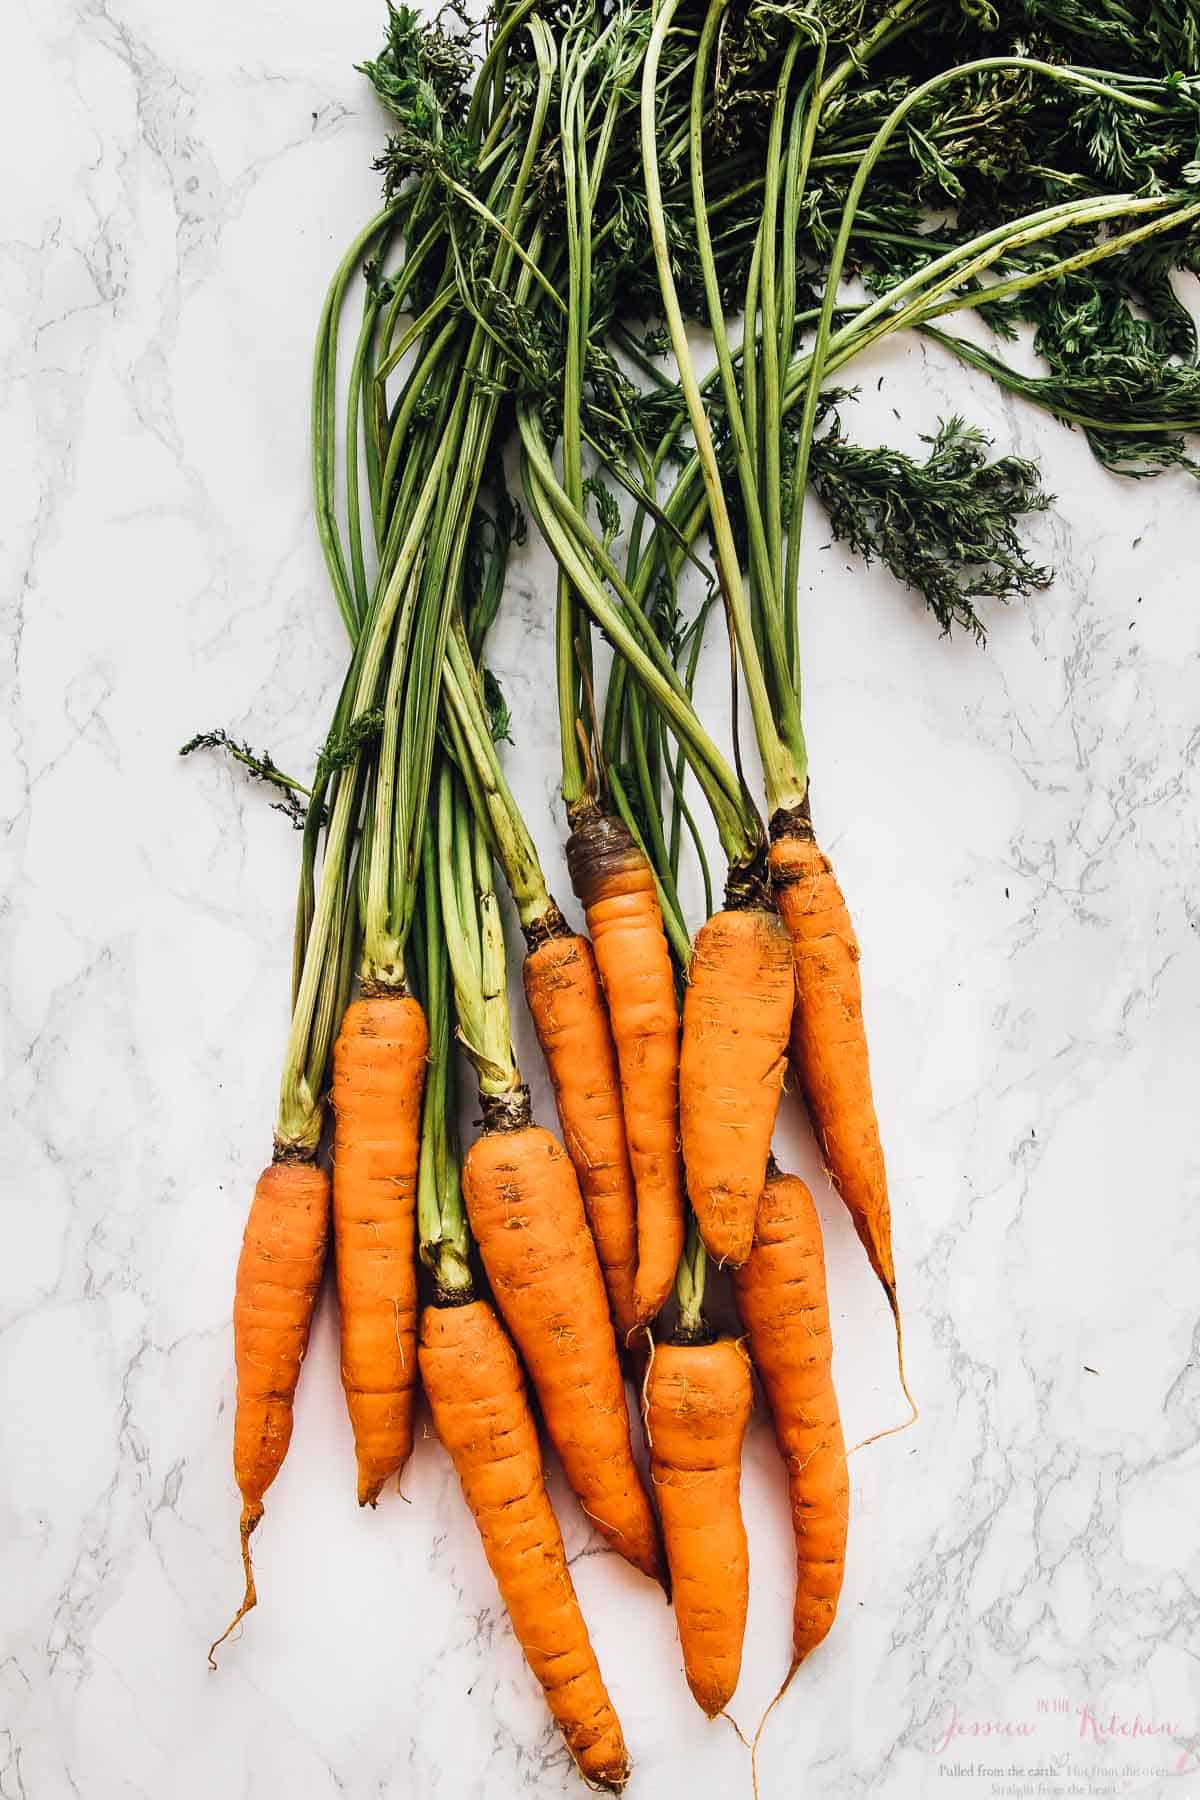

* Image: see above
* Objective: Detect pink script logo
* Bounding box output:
[933,1700,1197,1770]
[933,1704,1036,1756]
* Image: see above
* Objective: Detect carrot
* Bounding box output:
[331,991,428,1505]
[769,825,897,1317]
[522,922,639,1342]
[417,788,629,1786]
[210,1156,329,1663]
[568,804,685,1326]
[462,1092,666,1589]
[645,1332,753,1716]
[733,1165,848,1669]
[421,1296,631,1790]
[679,901,793,1266]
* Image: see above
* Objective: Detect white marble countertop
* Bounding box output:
[4,3,1200,1797]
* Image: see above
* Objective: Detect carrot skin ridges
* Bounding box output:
[769,832,896,1307]
[463,1119,666,1589]
[420,1299,631,1793]
[332,993,429,1506]
[213,1157,329,1661]
[233,1159,330,1513]
[679,908,793,1267]
[733,1170,848,1667]
[569,808,685,1326]
[523,933,639,1342]
[646,1337,753,1716]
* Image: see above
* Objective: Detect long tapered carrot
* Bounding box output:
[331,991,428,1505]
[210,1156,329,1662]
[733,1165,848,1669]
[523,925,639,1342]
[679,901,793,1267]
[645,1333,753,1716]
[462,1095,666,1588]
[568,805,685,1326]
[420,1297,631,1791]
[769,826,896,1313]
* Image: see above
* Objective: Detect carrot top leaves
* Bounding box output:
[190,0,1200,1152]
[178,731,313,830]
[807,414,1053,638]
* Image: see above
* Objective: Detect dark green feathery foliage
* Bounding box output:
[179,730,312,828]
[808,415,1053,635]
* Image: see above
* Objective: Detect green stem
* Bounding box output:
[437,764,520,1102]
[519,415,760,870]
[415,816,471,1294]
[312,202,402,637]
[442,624,555,928]
[346,289,382,621]
[757,35,803,612]
[674,1210,708,1335]
[642,0,806,813]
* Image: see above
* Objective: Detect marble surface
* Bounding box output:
[4,3,1200,1797]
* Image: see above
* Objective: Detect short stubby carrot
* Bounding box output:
[522,927,639,1342]
[462,1100,665,1589]
[421,1297,631,1791]
[733,1167,848,1668]
[645,1335,753,1716]
[569,805,685,1326]
[211,1155,329,1662]
[679,905,793,1267]
[332,992,429,1506]
[769,826,896,1314]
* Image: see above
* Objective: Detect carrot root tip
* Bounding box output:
[580,1760,633,1796]
[719,1706,752,1746]
[749,1661,802,1799]
[207,1502,264,1669]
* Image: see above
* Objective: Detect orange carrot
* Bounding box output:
[331,991,428,1505]
[420,1297,631,1791]
[523,924,639,1342]
[569,805,685,1326]
[679,904,793,1266]
[462,1092,666,1588]
[211,1156,329,1662]
[769,826,896,1317]
[645,1334,753,1716]
[733,1166,848,1669]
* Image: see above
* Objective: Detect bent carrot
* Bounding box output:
[331,991,428,1505]
[211,1156,329,1662]
[523,923,639,1343]
[421,1297,630,1791]
[569,805,685,1326]
[733,1166,848,1669]
[679,903,793,1266]
[769,826,896,1314]
[462,1094,666,1589]
[645,1333,753,1716]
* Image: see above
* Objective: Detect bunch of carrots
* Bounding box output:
[190,0,1200,1787]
